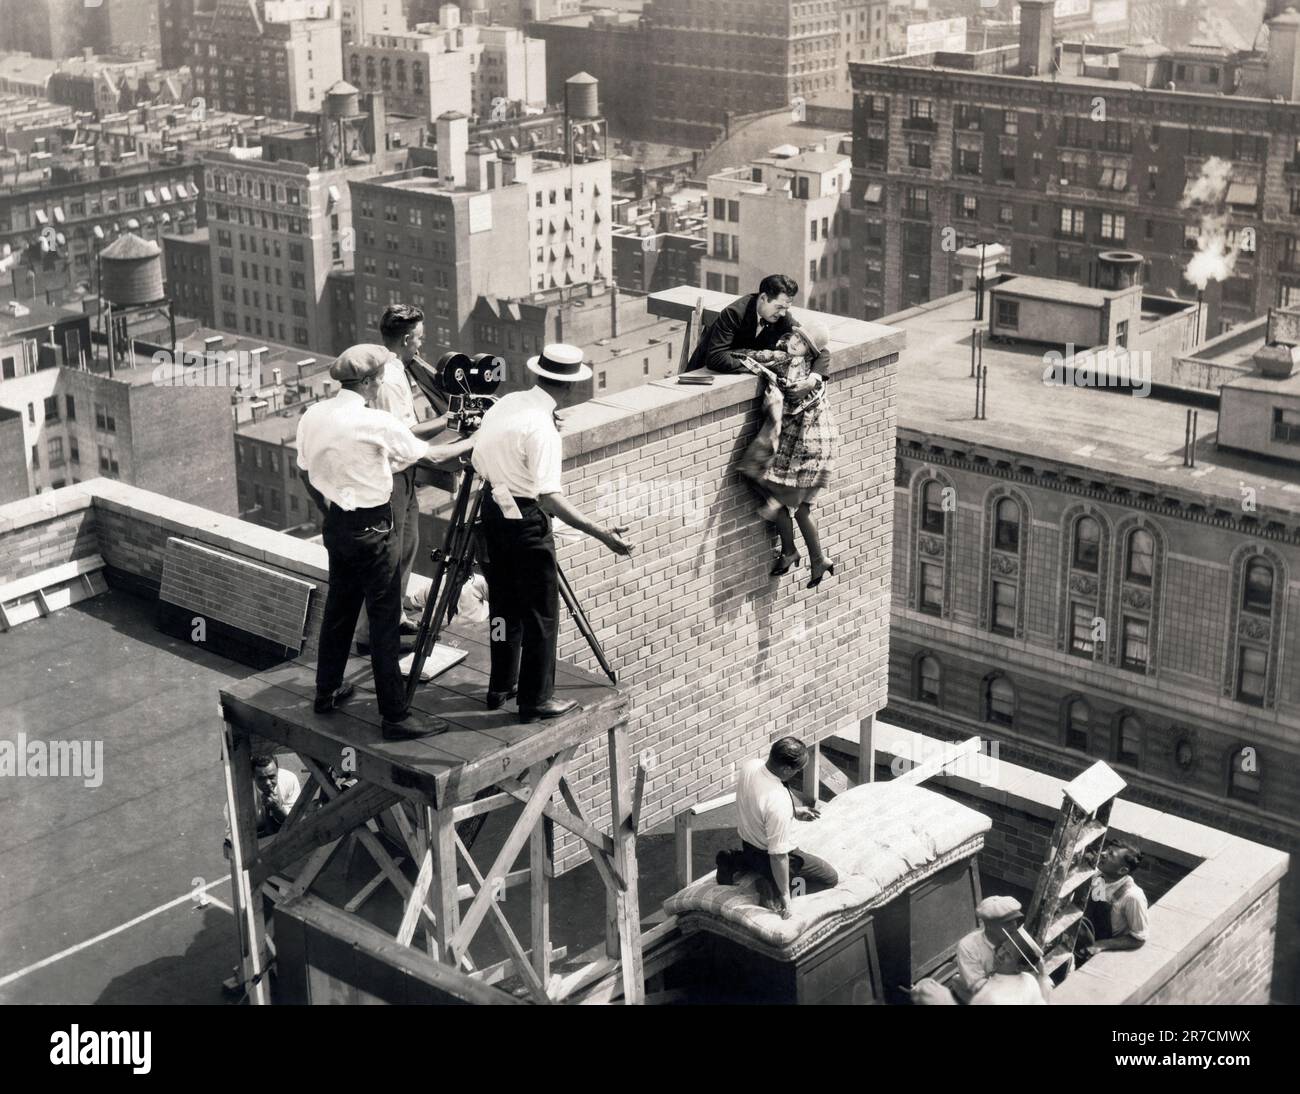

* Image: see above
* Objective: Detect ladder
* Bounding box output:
[1024,761,1127,981]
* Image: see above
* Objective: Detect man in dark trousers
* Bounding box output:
[686,273,800,373]
[296,345,473,740]
[471,343,634,723]
[373,304,449,636]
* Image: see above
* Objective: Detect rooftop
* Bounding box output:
[885,289,1300,514]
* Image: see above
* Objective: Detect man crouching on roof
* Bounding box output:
[715,737,839,918]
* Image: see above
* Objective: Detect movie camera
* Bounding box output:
[407,352,504,435]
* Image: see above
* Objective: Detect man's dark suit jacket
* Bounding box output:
[686,293,795,374]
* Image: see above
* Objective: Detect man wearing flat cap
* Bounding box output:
[296,344,474,740]
[954,895,1025,1003]
[470,343,633,723]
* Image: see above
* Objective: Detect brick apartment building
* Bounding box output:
[188,0,343,119]
[160,225,214,325]
[611,223,704,296]
[701,140,853,316]
[351,111,610,352]
[849,1,1300,333]
[881,266,1300,866]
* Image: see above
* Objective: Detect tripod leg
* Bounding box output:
[404,474,487,706]
[556,563,617,684]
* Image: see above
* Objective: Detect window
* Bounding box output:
[956,148,980,176]
[1242,558,1273,614]
[1117,715,1141,768]
[1126,529,1153,583]
[908,98,933,123]
[713,197,725,220]
[985,677,1014,727]
[995,299,1019,330]
[903,185,929,217]
[921,480,945,532]
[957,194,977,219]
[706,272,722,291]
[1059,207,1085,237]
[1121,617,1149,672]
[1116,319,1129,349]
[1237,647,1268,705]
[1100,212,1126,242]
[47,437,63,465]
[991,580,1017,635]
[917,656,940,705]
[1070,602,1095,656]
[1066,700,1089,752]
[1002,110,1018,136]
[919,562,944,614]
[994,498,1020,550]
[1273,407,1300,444]
[907,142,931,169]
[1228,746,1260,800]
[728,200,739,222]
[1072,516,1100,571]
[94,403,116,433]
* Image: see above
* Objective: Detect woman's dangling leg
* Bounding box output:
[772,504,797,557]
[795,502,823,566]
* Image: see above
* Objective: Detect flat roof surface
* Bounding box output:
[890,291,1300,511]
[1223,370,1300,396]
[993,277,1112,308]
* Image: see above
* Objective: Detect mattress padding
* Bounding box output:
[664,781,991,960]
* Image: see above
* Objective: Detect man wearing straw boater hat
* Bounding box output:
[471,343,634,723]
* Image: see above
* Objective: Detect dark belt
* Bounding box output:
[327,500,392,522]
[482,492,540,515]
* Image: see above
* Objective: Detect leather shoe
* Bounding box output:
[486,687,518,711]
[313,682,355,714]
[381,713,450,741]
[399,617,420,636]
[716,850,738,886]
[518,697,579,723]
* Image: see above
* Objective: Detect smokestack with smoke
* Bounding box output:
[1180,156,1236,291]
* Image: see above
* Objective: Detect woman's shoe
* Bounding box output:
[771,550,801,576]
[807,558,836,589]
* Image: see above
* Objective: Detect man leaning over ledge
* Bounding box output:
[687,273,800,374]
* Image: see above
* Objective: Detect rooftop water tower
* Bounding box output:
[97,232,175,376]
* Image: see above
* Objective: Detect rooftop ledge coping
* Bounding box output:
[870,723,1291,1006]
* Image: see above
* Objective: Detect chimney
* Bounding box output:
[1018,0,1055,77]
[435,112,468,188]
[465,144,497,191]
[1258,304,1300,378]
[610,281,619,338]
[1267,8,1300,102]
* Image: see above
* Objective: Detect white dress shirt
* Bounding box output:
[1088,874,1150,941]
[224,768,301,841]
[296,389,427,510]
[373,355,419,429]
[470,386,563,519]
[735,757,796,855]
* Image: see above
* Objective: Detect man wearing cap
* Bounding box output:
[953,895,1024,1003]
[471,343,633,723]
[372,304,451,637]
[968,936,1052,1005]
[297,344,474,740]
[687,273,800,374]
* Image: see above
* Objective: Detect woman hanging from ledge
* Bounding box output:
[737,319,840,589]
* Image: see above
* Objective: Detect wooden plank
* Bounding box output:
[0,553,105,602]
[430,805,460,963]
[250,780,400,887]
[859,713,875,784]
[502,781,617,858]
[606,722,645,1004]
[278,894,525,1005]
[674,813,693,890]
[221,720,271,1005]
[631,759,647,833]
[396,846,434,948]
[558,918,681,1003]
[557,776,624,893]
[894,736,981,786]
[279,838,343,902]
[451,749,575,955]
[343,860,400,914]
[454,835,551,1004]
[800,741,821,805]
[531,816,551,986]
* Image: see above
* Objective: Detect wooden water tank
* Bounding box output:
[99,232,165,306]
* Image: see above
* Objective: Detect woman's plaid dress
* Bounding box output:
[739,350,839,508]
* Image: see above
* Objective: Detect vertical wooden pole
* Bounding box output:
[859,713,876,784]
[221,719,271,1005]
[530,816,552,983]
[673,813,694,890]
[606,723,645,1004]
[800,740,821,804]
[428,804,459,967]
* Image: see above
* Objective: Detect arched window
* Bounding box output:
[1073,516,1101,572]
[1065,699,1089,752]
[985,676,1015,727]
[1126,529,1154,584]
[921,480,945,533]
[1228,746,1260,801]
[1242,558,1274,615]
[994,497,1020,550]
[917,655,940,705]
[1116,714,1142,768]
